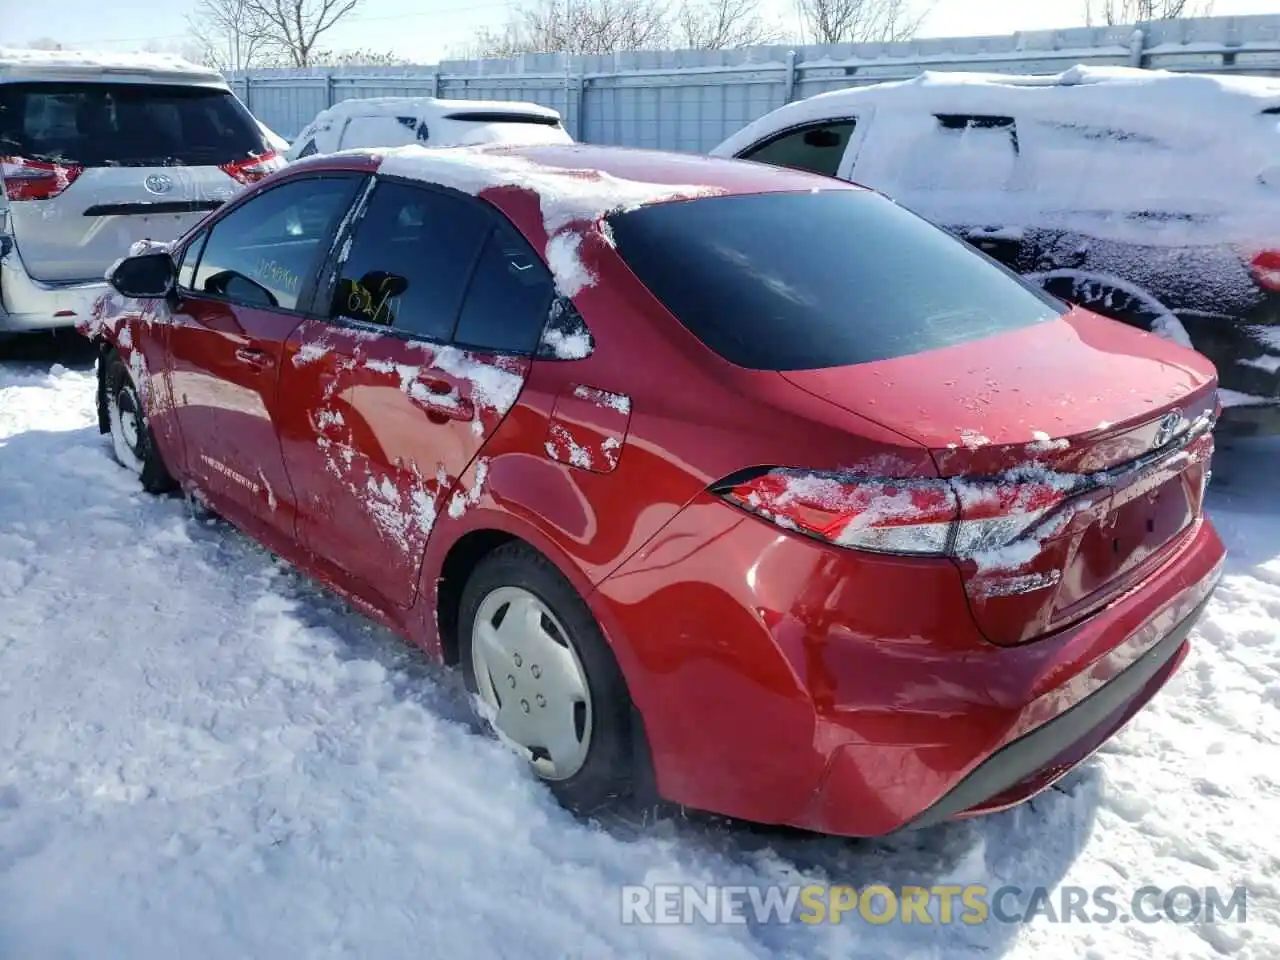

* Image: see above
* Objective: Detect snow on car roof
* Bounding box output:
[0,47,226,85]
[713,64,1280,158]
[300,95,562,128]
[341,142,857,297]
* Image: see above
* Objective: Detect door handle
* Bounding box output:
[414,376,475,421]
[235,346,275,370]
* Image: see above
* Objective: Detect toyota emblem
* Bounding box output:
[143,173,174,196]
[1154,410,1184,447]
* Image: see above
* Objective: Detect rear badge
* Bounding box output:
[1155,410,1184,448]
[144,174,174,196]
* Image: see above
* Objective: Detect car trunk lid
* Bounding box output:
[781,308,1219,645]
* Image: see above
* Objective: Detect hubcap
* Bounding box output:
[471,586,593,780]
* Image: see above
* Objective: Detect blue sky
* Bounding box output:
[2,0,1277,64]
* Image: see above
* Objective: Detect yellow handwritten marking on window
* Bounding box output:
[254,257,301,295]
[347,274,403,326]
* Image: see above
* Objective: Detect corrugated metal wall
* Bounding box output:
[228,13,1280,148]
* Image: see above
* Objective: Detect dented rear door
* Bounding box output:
[277,179,552,610]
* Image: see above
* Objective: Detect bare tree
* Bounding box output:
[470,0,672,57]
[308,47,408,66]
[1084,0,1212,25]
[188,0,276,71]
[795,0,927,44]
[241,0,369,67]
[675,0,782,49]
[141,37,210,63]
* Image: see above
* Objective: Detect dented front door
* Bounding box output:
[164,173,365,535]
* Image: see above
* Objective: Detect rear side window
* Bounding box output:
[739,121,856,178]
[339,115,427,151]
[329,180,491,341]
[453,219,555,354]
[896,114,1019,192]
[0,83,267,168]
[607,191,1064,371]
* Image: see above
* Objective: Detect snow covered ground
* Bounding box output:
[0,339,1277,959]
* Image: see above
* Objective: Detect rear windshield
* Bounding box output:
[606,190,1065,371]
[0,82,267,168]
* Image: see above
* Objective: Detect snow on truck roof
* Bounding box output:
[302,96,563,125]
[0,47,227,86]
[713,64,1280,156]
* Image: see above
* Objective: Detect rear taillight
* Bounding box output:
[713,468,1082,563]
[219,151,281,185]
[1,156,84,201]
[1250,250,1280,292]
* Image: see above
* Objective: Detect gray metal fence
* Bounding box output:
[229,13,1280,151]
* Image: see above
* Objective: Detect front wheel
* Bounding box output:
[103,349,176,494]
[459,542,638,814]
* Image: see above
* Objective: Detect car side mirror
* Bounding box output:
[109,252,176,299]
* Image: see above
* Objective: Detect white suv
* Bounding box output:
[285,96,572,160]
[713,66,1280,435]
[0,48,283,335]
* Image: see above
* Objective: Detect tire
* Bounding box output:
[459,542,637,815]
[103,349,176,495]
[1031,270,1192,347]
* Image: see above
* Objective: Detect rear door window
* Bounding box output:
[898,114,1019,192]
[607,190,1064,371]
[328,179,491,341]
[338,115,427,151]
[739,120,856,178]
[0,82,267,167]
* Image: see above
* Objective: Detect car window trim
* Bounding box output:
[187,171,368,317]
[736,116,859,164]
[176,228,211,294]
[307,174,498,348]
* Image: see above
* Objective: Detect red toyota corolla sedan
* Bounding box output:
[80,142,1225,837]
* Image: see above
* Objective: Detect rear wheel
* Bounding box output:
[103,349,176,494]
[459,542,637,814]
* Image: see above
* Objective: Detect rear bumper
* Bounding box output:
[907,589,1205,829]
[593,494,1226,838]
[1,250,107,332]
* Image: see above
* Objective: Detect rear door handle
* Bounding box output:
[235,346,275,370]
[415,375,474,421]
